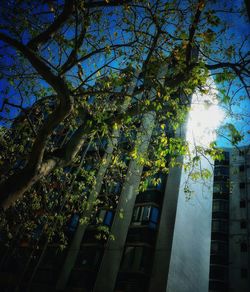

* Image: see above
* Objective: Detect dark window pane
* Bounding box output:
[224,152,229,160]
[210,241,228,256]
[103,211,113,226]
[149,222,157,229]
[241,268,248,278]
[76,247,102,268]
[68,214,79,232]
[213,182,229,194]
[142,206,151,221]
[214,166,229,176]
[122,246,153,272]
[212,220,228,233]
[209,280,227,290]
[150,207,159,223]
[148,207,159,229]
[121,247,135,270]
[132,208,137,222]
[240,200,246,208]
[210,266,228,281]
[111,182,121,194]
[239,165,245,172]
[239,183,245,189]
[240,242,247,252]
[213,200,228,212]
[240,220,247,229]
[93,210,113,226]
[121,246,145,271]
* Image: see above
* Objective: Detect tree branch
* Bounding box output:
[0,33,74,209]
[27,0,74,51]
[85,0,131,8]
[186,0,205,65]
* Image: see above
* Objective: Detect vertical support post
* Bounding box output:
[93,111,156,292]
[56,72,138,291]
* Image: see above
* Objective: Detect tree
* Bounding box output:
[0,0,249,238]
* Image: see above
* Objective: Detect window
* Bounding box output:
[240,242,247,252]
[77,247,102,268]
[210,241,228,256]
[42,246,63,268]
[240,200,246,208]
[209,281,227,291]
[212,220,228,233]
[87,95,95,104]
[213,183,220,193]
[68,214,79,232]
[32,225,43,239]
[145,174,164,191]
[94,210,114,226]
[223,151,230,161]
[121,246,152,272]
[241,268,248,279]
[214,166,229,176]
[239,165,245,172]
[132,206,159,229]
[149,207,159,229]
[210,266,228,281]
[85,164,93,171]
[136,77,144,88]
[100,210,113,226]
[132,206,151,223]
[240,220,247,229]
[110,182,121,194]
[213,182,229,194]
[212,200,228,212]
[121,246,142,270]
[239,183,245,189]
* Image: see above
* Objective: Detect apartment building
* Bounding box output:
[209,146,250,292]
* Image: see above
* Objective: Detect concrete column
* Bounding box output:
[56,131,119,290]
[165,155,213,292]
[148,156,184,292]
[93,111,156,292]
[148,118,187,292]
[149,116,213,292]
[56,74,138,291]
[93,65,168,292]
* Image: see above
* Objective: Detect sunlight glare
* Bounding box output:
[186,79,225,148]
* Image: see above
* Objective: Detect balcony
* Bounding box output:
[119,244,153,276]
[115,273,149,292]
[68,268,96,290]
[135,190,163,205]
[127,228,157,245]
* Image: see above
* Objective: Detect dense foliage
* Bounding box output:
[0,0,249,246]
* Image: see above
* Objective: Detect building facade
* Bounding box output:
[0,106,215,292]
[209,146,250,292]
[0,65,219,291]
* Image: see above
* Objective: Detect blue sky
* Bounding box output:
[214,0,250,147]
[0,0,249,147]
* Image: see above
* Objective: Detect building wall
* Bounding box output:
[166,154,213,292]
[228,147,250,292]
[209,146,250,292]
